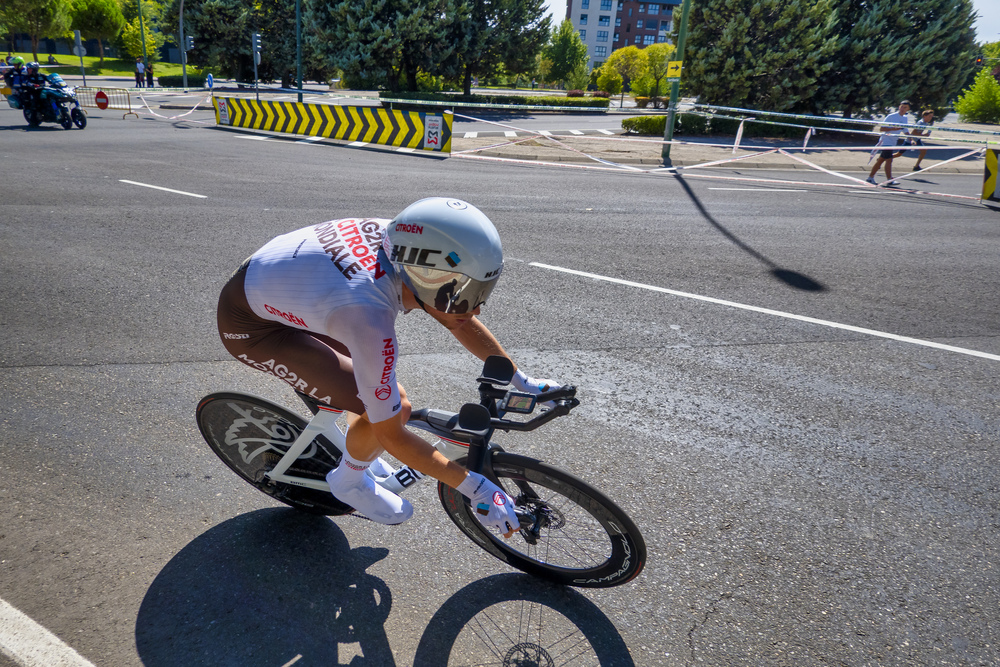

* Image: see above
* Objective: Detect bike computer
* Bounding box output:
[499,391,536,414]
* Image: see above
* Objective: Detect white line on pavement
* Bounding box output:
[119,180,207,198]
[530,263,1000,362]
[569,129,584,135]
[504,131,517,137]
[708,187,805,192]
[464,132,478,138]
[598,129,614,135]
[538,130,553,136]
[0,598,96,667]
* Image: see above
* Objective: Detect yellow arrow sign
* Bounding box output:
[667,61,683,78]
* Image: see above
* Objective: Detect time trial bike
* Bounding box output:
[196,355,646,588]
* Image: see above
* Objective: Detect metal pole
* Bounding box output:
[662,0,692,163]
[252,33,259,102]
[180,0,187,88]
[74,30,86,86]
[137,0,149,65]
[296,0,302,103]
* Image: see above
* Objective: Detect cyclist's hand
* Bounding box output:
[512,369,562,408]
[457,471,520,538]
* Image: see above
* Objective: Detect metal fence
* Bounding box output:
[75,87,138,119]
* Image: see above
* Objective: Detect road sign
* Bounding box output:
[667,61,683,78]
[73,45,87,57]
[95,90,109,109]
[206,73,213,89]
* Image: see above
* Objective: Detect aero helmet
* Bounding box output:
[384,197,503,314]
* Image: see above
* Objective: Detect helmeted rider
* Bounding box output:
[215,197,560,536]
[22,62,48,114]
[3,56,28,107]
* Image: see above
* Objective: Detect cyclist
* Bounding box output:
[216,197,559,537]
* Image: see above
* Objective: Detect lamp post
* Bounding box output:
[296,0,302,103]
[136,0,149,65]
[179,0,187,88]
[661,0,691,164]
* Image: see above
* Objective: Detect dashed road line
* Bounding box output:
[0,598,96,667]
[119,180,207,198]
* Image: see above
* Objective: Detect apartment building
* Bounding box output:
[566,0,682,69]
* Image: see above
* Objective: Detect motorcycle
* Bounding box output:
[17,73,86,130]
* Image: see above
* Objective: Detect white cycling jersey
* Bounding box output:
[243,218,408,423]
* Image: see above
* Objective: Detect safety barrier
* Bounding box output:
[984,142,1000,209]
[76,87,138,119]
[213,96,452,152]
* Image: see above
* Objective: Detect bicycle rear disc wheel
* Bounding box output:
[196,392,352,516]
[438,453,646,588]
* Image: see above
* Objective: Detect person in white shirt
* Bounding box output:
[910,109,934,171]
[866,100,911,186]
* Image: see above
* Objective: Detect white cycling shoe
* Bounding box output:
[327,457,412,525]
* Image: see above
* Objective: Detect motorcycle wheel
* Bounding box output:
[71,108,87,129]
[60,110,73,130]
[23,107,41,127]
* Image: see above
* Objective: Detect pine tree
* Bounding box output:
[680,0,837,113]
[458,0,550,94]
[816,0,977,117]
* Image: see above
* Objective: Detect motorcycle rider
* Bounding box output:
[22,62,50,116]
[2,56,28,107]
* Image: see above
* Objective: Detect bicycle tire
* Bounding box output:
[438,452,646,588]
[196,391,353,516]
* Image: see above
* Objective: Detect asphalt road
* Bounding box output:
[1,106,999,666]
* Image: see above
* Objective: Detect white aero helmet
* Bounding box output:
[384,197,503,314]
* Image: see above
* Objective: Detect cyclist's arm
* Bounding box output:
[369,411,468,488]
[448,316,517,369]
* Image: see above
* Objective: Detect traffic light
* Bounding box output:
[252,32,262,53]
[975,55,984,66]
[185,35,194,51]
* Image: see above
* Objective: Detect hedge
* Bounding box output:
[377,91,608,109]
[621,113,873,138]
[156,74,208,88]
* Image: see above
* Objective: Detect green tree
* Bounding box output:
[458,0,551,94]
[307,0,465,91]
[603,45,643,106]
[816,0,977,117]
[543,19,588,85]
[18,0,73,61]
[642,41,676,105]
[71,0,125,64]
[596,64,622,98]
[680,0,836,113]
[954,66,1000,124]
[121,15,164,61]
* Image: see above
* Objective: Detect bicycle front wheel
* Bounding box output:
[438,453,646,588]
[196,392,352,516]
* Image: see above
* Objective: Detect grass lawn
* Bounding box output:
[5,51,201,78]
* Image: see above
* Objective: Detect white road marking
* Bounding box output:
[296,136,324,143]
[530,263,1000,362]
[463,131,478,138]
[119,180,207,198]
[598,129,615,135]
[569,129,584,135]
[504,131,517,137]
[348,141,368,147]
[396,147,415,153]
[708,187,805,192]
[234,135,270,141]
[0,598,96,667]
[538,130,553,136]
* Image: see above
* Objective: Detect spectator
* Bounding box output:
[910,109,934,171]
[866,100,911,186]
[135,57,145,88]
[146,62,154,88]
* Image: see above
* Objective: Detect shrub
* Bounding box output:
[377,91,608,109]
[954,68,1000,124]
[635,97,650,109]
[621,115,665,134]
[156,74,208,88]
[567,89,584,97]
[592,90,610,98]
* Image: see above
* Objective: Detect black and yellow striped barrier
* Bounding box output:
[214,96,451,153]
[984,142,999,209]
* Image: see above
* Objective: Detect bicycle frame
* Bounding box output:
[262,356,578,499]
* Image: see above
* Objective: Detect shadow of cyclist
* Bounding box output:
[413,573,635,666]
[135,508,394,666]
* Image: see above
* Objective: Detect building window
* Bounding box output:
[615,16,621,26]
[579,13,587,24]
[657,34,667,42]
[627,7,632,16]
[614,32,620,41]
[647,20,657,30]
[597,30,608,42]
[639,3,645,12]
[648,3,659,13]
[595,46,607,57]
[617,0,623,8]
[643,34,654,45]
[634,35,641,44]
[599,15,610,25]
[636,19,643,28]
[600,0,612,9]
[581,0,589,6]
[579,29,586,39]
[661,20,671,31]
